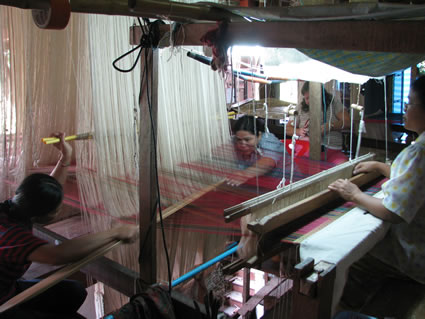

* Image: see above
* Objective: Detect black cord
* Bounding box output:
[112,43,143,73]
[112,18,160,73]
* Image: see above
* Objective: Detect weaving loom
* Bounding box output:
[1,3,410,318]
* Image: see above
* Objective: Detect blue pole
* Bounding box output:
[171,242,239,288]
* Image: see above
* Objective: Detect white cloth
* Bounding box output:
[299,191,390,315]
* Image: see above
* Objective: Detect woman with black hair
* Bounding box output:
[228,116,286,258]
[0,133,139,318]
[227,115,285,187]
[287,81,350,164]
[328,75,425,309]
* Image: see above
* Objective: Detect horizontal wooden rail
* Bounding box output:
[160,179,226,222]
[159,21,425,54]
[224,153,376,223]
[247,171,382,235]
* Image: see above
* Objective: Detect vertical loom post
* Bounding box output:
[242,268,251,305]
[291,258,336,319]
[139,48,159,285]
[309,82,322,160]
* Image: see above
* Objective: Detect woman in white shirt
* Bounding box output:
[329,75,425,309]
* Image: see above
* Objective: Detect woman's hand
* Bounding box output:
[296,120,309,137]
[49,132,73,184]
[112,225,139,244]
[328,178,362,202]
[226,170,250,187]
[296,127,308,138]
[353,161,377,175]
[51,132,72,164]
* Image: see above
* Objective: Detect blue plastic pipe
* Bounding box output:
[171,242,239,287]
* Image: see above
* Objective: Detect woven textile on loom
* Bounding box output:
[282,178,387,244]
[161,150,335,236]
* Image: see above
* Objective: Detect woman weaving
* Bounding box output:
[287,81,350,164]
[227,115,285,187]
[225,115,287,259]
[0,133,139,318]
[328,75,425,308]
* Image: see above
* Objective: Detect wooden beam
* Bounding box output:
[247,171,381,235]
[0,0,50,9]
[242,268,251,306]
[4,1,425,53]
[159,179,226,222]
[0,0,241,22]
[168,21,425,54]
[238,276,291,317]
[128,0,239,22]
[139,49,159,285]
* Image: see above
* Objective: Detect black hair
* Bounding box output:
[233,115,265,136]
[11,173,63,221]
[300,81,333,113]
[0,199,12,215]
[411,75,425,111]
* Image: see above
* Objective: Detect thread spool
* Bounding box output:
[283,105,298,116]
[32,0,71,30]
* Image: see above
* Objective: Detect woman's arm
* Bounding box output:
[243,156,276,179]
[28,225,139,265]
[285,122,296,136]
[330,109,351,131]
[227,156,276,187]
[286,122,309,138]
[352,191,402,223]
[321,108,351,135]
[328,179,402,223]
[50,132,73,186]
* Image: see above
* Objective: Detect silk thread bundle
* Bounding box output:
[72,12,234,310]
